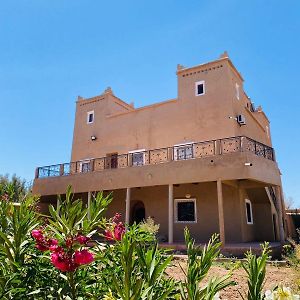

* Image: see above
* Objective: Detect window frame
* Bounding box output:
[174,198,197,223]
[79,159,91,173]
[245,199,253,225]
[195,80,205,96]
[173,142,194,161]
[128,149,146,166]
[87,110,94,124]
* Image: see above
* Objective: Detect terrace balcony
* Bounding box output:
[36,136,274,178]
[33,136,280,196]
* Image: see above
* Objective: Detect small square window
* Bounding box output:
[87,111,94,124]
[195,81,205,96]
[174,144,194,160]
[245,199,253,225]
[80,161,91,173]
[175,199,197,223]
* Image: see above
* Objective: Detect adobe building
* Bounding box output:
[32,52,287,253]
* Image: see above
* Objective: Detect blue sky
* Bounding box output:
[0,1,299,205]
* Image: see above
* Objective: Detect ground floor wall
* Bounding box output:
[38,181,278,244]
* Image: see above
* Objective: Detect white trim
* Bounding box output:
[128,149,146,153]
[87,111,94,124]
[173,142,194,147]
[174,198,197,223]
[235,83,240,100]
[195,80,205,96]
[245,199,253,225]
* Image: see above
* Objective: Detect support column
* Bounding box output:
[168,184,174,244]
[87,191,91,220]
[217,179,225,246]
[125,188,131,224]
[275,186,285,243]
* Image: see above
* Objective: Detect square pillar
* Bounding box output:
[275,186,285,242]
[87,191,91,220]
[168,184,174,244]
[217,179,225,245]
[125,188,131,224]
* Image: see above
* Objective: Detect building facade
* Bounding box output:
[32,52,286,248]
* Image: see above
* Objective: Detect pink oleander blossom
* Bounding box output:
[31,229,44,241]
[76,235,90,245]
[74,249,94,265]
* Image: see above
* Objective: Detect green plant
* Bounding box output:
[105,225,179,300]
[241,242,270,300]
[0,192,42,299]
[139,217,160,236]
[180,228,235,300]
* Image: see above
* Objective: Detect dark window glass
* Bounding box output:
[246,202,252,223]
[177,201,195,222]
[88,113,94,123]
[197,83,204,95]
[81,162,90,173]
[176,145,193,160]
[132,152,144,166]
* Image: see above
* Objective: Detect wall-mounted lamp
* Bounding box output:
[185,193,191,199]
[91,135,97,141]
[244,162,252,166]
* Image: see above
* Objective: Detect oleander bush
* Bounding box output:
[0,182,299,299]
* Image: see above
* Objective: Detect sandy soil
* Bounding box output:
[167,259,299,299]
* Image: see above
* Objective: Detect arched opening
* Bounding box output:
[131,201,145,225]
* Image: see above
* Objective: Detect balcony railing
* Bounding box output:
[36,136,275,179]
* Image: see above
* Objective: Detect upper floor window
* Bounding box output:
[235,83,240,100]
[245,199,253,225]
[80,160,91,173]
[175,198,197,223]
[87,111,94,124]
[129,149,146,166]
[174,143,194,160]
[195,81,205,96]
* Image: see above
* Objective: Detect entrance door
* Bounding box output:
[131,201,145,224]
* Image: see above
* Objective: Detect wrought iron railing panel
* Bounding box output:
[221,137,241,154]
[36,136,275,178]
[194,141,215,158]
[94,158,105,171]
[149,148,169,164]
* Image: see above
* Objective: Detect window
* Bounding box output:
[129,149,145,166]
[235,83,240,100]
[87,111,94,124]
[245,199,253,224]
[80,160,91,173]
[106,153,118,169]
[174,143,194,160]
[195,81,205,96]
[175,199,197,223]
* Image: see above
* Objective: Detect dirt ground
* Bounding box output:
[167,259,299,299]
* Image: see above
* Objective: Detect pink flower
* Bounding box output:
[114,222,125,241]
[31,229,44,241]
[48,239,59,251]
[51,250,78,272]
[104,229,114,241]
[112,213,122,223]
[74,249,94,265]
[36,243,49,251]
[51,252,69,272]
[76,235,90,245]
[65,238,73,248]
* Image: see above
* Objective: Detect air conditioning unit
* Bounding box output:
[237,114,246,126]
